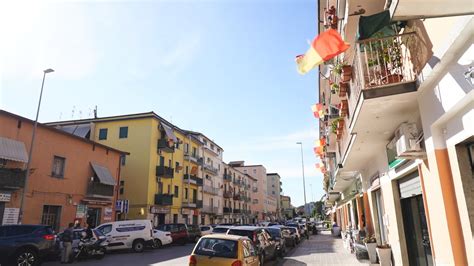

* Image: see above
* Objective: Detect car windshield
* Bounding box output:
[93,229,105,237]
[227,229,253,239]
[285,227,297,234]
[212,227,229,233]
[194,238,238,259]
[266,228,280,238]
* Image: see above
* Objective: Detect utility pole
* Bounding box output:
[296,142,307,216]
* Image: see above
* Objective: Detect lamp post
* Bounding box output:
[18,68,54,224]
[296,142,307,216]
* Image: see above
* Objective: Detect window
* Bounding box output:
[51,156,66,178]
[173,214,178,224]
[174,186,179,197]
[192,147,197,157]
[97,224,112,235]
[167,185,171,194]
[217,148,220,154]
[119,126,128,138]
[184,143,189,154]
[98,128,108,140]
[253,169,256,174]
[175,162,180,172]
[41,205,62,232]
[185,188,188,199]
[272,191,275,195]
[120,155,126,166]
[119,187,124,195]
[211,144,214,150]
[203,139,207,145]
[185,166,189,175]
[176,138,180,149]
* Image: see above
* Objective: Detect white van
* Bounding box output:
[95,220,154,252]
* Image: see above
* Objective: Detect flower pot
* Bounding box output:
[337,120,345,130]
[341,65,352,82]
[338,82,348,97]
[365,243,377,263]
[376,246,392,266]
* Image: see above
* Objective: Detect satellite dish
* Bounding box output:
[320,64,333,79]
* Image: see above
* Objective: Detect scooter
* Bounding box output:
[73,236,108,260]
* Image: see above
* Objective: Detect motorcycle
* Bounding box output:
[73,236,108,261]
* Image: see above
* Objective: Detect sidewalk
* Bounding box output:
[279,230,370,266]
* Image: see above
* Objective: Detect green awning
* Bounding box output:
[357,10,391,40]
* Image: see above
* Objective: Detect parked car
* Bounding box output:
[287,223,305,238]
[266,227,287,257]
[199,225,213,236]
[152,229,172,248]
[211,226,232,234]
[0,224,58,266]
[155,223,188,245]
[226,226,277,265]
[189,234,260,266]
[95,219,154,252]
[186,224,202,243]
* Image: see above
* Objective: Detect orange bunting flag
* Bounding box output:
[314,138,326,148]
[311,104,325,119]
[296,29,350,75]
[315,162,326,173]
[313,146,324,155]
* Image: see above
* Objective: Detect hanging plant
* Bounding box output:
[330,117,342,134]
[331,83,340,94]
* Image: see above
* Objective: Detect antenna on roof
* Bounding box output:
[94,106,98,118]
[79,110,83,119]
[71,106,76,119]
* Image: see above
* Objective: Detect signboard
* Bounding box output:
[115,199,129,213]
[75,204,87,219]
[103,207,113,221]
[2,208,19,225]
[0,193,11,202]
[150,206,170,214]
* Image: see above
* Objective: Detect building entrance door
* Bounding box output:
[399,172,433,266]
[87,208,101,228]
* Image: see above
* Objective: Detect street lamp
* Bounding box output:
[18,68,55,224]
[296,142,307,216]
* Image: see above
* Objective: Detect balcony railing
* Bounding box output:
[156,166,174,178]
[223,191,232,198]
[182,201,197,208]
[203,164,218,175]
[213,206,222,215]
[223,174,232,182]
[203,185,219,195]
[183,174,197,185]
[233,194,241,201]
[157,138,175,153]
[348,32,421,120]
[223,207,232,214]
[184,152,203,165]
[86,182,114,198]
[0,168,26,189]
[233,208,241,214]
[155,194,173,205]
[232,179,241,186]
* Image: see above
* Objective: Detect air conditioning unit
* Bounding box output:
[391,123,424,158]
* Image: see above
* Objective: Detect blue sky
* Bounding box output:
[0,0,322,207]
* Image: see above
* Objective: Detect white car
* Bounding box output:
[96,220,154,252]
[152,229,172,248]
[199,225,213,236]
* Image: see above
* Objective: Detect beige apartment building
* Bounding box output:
[267,173,282,220]
[280,195,293,219]
[221,163,253,224]
[319,0,473,265]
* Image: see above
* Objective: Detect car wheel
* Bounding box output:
[194,236,200,243]
[154,239,162,249]
[132,239,145,253]
[15,248,38,266]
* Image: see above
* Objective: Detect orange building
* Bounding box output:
[0,110,126,231]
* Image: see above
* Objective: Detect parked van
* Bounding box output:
[95,220,154,252]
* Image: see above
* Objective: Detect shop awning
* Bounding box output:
[91,163,116,186]
[0,137,28,163]
[161,123,177,142]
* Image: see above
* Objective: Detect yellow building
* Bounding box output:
[47,112,204,225]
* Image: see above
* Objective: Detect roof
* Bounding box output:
[267,173,280,176]
[0,110,128,155]
[0,137,28,163]
[227,226,262,231]
[200,234,247,241]
[183,130,223,150]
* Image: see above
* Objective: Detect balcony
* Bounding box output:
[223,174,232,182]
[184,152,203,165]
[233,208,241,214]
[213,206,222,215]
[182,201,197,208]
[86,182,114,199]
[0,168,26,189]
[156,166,174,178]
[232,179,241,186]
[223,207,232,214]
[183,174,197,185]
[387,0,474,20]
[223,191,233,198]
[233,194,241,201]
[203,164,218,175]
[157,138,175,153]
[203,185,219,195]
[154,194,173,206]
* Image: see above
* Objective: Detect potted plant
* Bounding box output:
[334,62,353,82]
[337,119,345,130]
[339,82,349,98]
[363,235,377,263]
[376,244,392,266]
[330,82,339,94]
[331,117,342,134]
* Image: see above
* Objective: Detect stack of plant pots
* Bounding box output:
[338,82,349,98]
[340,65,352,82]
[339,100,349,117]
